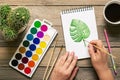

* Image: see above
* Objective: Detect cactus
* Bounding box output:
[0,5,11,30]
[0,5,11,19]
[7,7,30,31]
[0,4,30,41]
[2,26,18,41]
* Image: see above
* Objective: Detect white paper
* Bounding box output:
[61,7,98,59]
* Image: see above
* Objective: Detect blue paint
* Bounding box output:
[25,50,32,57]
[33,38,40,44]
[27,34,34,41]
[29,44,36,51]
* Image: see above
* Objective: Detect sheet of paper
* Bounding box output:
[61,7,98,59]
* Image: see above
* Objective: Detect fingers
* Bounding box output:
[69,67,79,80]
[90,40,106,56]
[67,55,78,73]
[90,40,103,48]
[56,52,69,66]
[62,52,78,73]
[55,52,78,80]
[88,43,96,59]
[60,52,69,65]
[57,52,77,70]
[64,52,75,69]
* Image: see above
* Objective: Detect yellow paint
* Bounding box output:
[40,41,46,48]
[36,48,43,55]
[32,54,39,61]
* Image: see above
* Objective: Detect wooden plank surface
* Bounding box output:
[0,66,99,80]
[0,47,120,67]
[0,0,120,80]
[0,6,120,46]
[0,0,109,5]
[0,66,120,80]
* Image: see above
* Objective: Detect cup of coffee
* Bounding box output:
[103,0,120,25]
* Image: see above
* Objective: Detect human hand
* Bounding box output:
[50,52,79,80]
[88,40,109,72]
[88,40,114,80]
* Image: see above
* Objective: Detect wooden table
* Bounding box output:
[0,0,120,80]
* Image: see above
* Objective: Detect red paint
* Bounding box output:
[24,67,31,74]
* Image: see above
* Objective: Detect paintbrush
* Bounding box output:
[46,45,63,80]
[84,40,116,58]
[43,38,58,80]
[43,44,56,80]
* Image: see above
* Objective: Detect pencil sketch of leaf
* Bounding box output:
[70,19,90,42]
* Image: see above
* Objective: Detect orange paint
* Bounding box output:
[28,60,35,67]
[32,54,39,61]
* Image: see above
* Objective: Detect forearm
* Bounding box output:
[96,69,114,80]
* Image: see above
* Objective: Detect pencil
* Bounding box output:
[46,46,63,80]
[104,29,117,75]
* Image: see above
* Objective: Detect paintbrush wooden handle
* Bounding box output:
[46,46,63,80]
[43,45,56,80]
[93,45,116,58]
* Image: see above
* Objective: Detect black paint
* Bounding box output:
[11,60,18,66]
[15,53,22,60]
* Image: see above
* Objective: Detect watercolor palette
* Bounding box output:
[9,19,57,77]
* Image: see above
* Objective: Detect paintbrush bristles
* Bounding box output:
[84,40,116,58]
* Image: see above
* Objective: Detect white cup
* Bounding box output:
[103,0,120,25]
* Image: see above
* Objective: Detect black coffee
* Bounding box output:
[105,3,120,22]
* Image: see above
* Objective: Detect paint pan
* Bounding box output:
[9,19,57,77]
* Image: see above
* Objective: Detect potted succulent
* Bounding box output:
[0,4,30,41]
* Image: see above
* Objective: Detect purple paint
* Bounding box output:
[22,57,29,64]
[37,31,44,38]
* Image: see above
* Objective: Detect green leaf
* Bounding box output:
[70,19,90,42]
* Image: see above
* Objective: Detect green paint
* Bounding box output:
[70,19,90,42]
[30,27,37,34]
[34,21,41,28]
[23,40,29,47]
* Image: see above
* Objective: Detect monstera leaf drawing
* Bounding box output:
[70,19,90,43]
